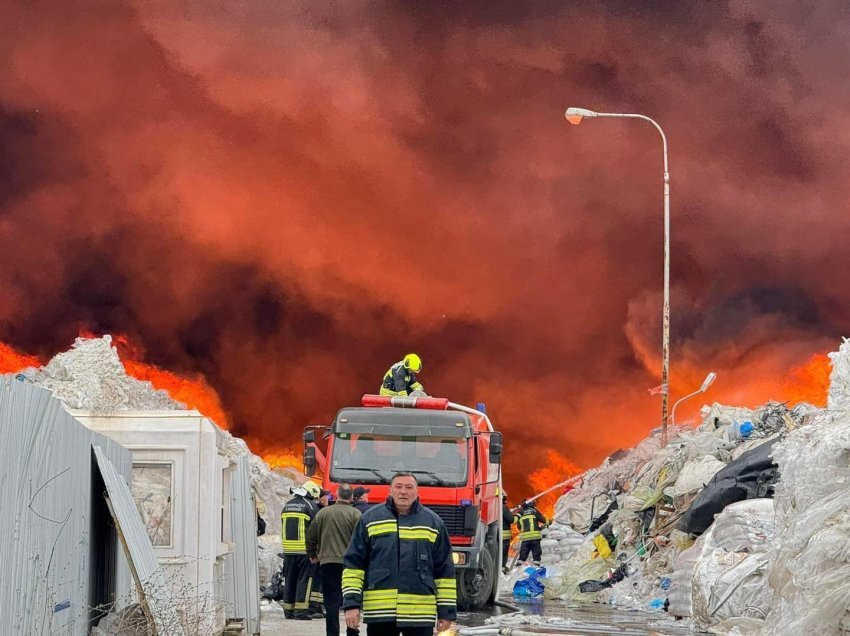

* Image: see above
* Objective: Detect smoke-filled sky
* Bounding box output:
[1,0,848,497]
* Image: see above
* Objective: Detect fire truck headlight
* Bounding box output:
[451,551,468,565]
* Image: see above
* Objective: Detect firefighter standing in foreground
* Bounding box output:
[281,483,325,619]
[379,354,425,397]
[515,499,548,568]
[342,472,456,636]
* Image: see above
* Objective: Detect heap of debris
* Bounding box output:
[501,338,850,635]
[20,335,184,411]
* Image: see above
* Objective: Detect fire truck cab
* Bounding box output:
[303,394,504,610]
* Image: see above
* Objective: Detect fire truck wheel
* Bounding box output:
[457,546,495,610]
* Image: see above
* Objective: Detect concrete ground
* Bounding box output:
[259,597,702,635]
[260,600,351,636]
[259,600,461,635]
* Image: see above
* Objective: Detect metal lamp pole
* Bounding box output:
[565,107,672,445]
[671,371,717,428]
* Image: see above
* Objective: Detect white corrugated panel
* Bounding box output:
[0,378,131,635]
[93,445,184,634]
[223,455,262,635]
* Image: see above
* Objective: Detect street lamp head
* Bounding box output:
[564,107,598,125]
[700,371,717,393]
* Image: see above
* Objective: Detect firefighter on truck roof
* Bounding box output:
[379,353,426,397]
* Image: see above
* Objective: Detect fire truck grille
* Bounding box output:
[426,505,473,536]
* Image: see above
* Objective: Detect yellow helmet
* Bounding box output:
[303,481,322,499]
[403,353,422,373]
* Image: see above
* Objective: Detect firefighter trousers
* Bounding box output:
[502,538,511,566]
[517,539,542,565]
[283,554,320,616]
[309,560,324,611]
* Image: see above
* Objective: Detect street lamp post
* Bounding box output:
[564,107,672,445]
[671,371,717,428]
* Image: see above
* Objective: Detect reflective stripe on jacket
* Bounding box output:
[342,497,457,626]
[517,506,547,541]
[281,494,318,554]
[379,361,424,397]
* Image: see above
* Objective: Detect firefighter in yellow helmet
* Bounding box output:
[379,353,426,397]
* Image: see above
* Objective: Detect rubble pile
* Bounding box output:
[501,338,850,635]
[23,335,184,411]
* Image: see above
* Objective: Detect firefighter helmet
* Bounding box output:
[403,353,422,373]
[303,481,322,499]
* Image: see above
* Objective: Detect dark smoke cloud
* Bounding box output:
[1,0,849,497]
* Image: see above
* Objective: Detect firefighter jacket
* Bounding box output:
[342,497,457,627]
[517,505,547,541]
[502,504,515,540]
[379,361,424,397]
[281,494,319,554]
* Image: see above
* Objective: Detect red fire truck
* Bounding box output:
[302,394,504,609]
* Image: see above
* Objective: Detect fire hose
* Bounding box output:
[455,600,522,635]
[460,627,647,636]
[509,466,602,512]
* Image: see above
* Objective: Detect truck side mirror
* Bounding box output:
[304,446,317,477]
[489,432,503,463]
[303,429,316,444]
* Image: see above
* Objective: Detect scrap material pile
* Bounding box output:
[501,338,850,635]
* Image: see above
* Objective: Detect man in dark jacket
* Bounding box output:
[342,472,456,636]
[307,483,362,636]
[352,486,373,513]
[515,500,548,568]
[501,494,514,573]
[379,354,425,397]
[281,486,322,619]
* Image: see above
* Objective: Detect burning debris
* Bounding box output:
[497,338,850,635]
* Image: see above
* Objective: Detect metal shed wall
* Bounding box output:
[222,454,261,635]
[0,378,132,635]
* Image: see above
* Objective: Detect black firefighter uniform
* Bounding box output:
[341,497,457,628]
[516,505,547,565]
[379,361,424,397]
[281,494,324,615]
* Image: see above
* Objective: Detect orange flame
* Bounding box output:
[123,359,230,428]
[0,342,41,374]
[79,330,232,428]
[527,450,582,518]
[782,353,830,407]
[262,449,303,472]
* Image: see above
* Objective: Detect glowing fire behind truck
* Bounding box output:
[303,394,504,610]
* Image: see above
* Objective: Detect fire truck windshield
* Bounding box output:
[329,434,468,487]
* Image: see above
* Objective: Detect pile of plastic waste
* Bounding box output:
[497,337,850,634]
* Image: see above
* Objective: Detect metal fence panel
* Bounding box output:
[222,455,261,635]
[0,378,131,635]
